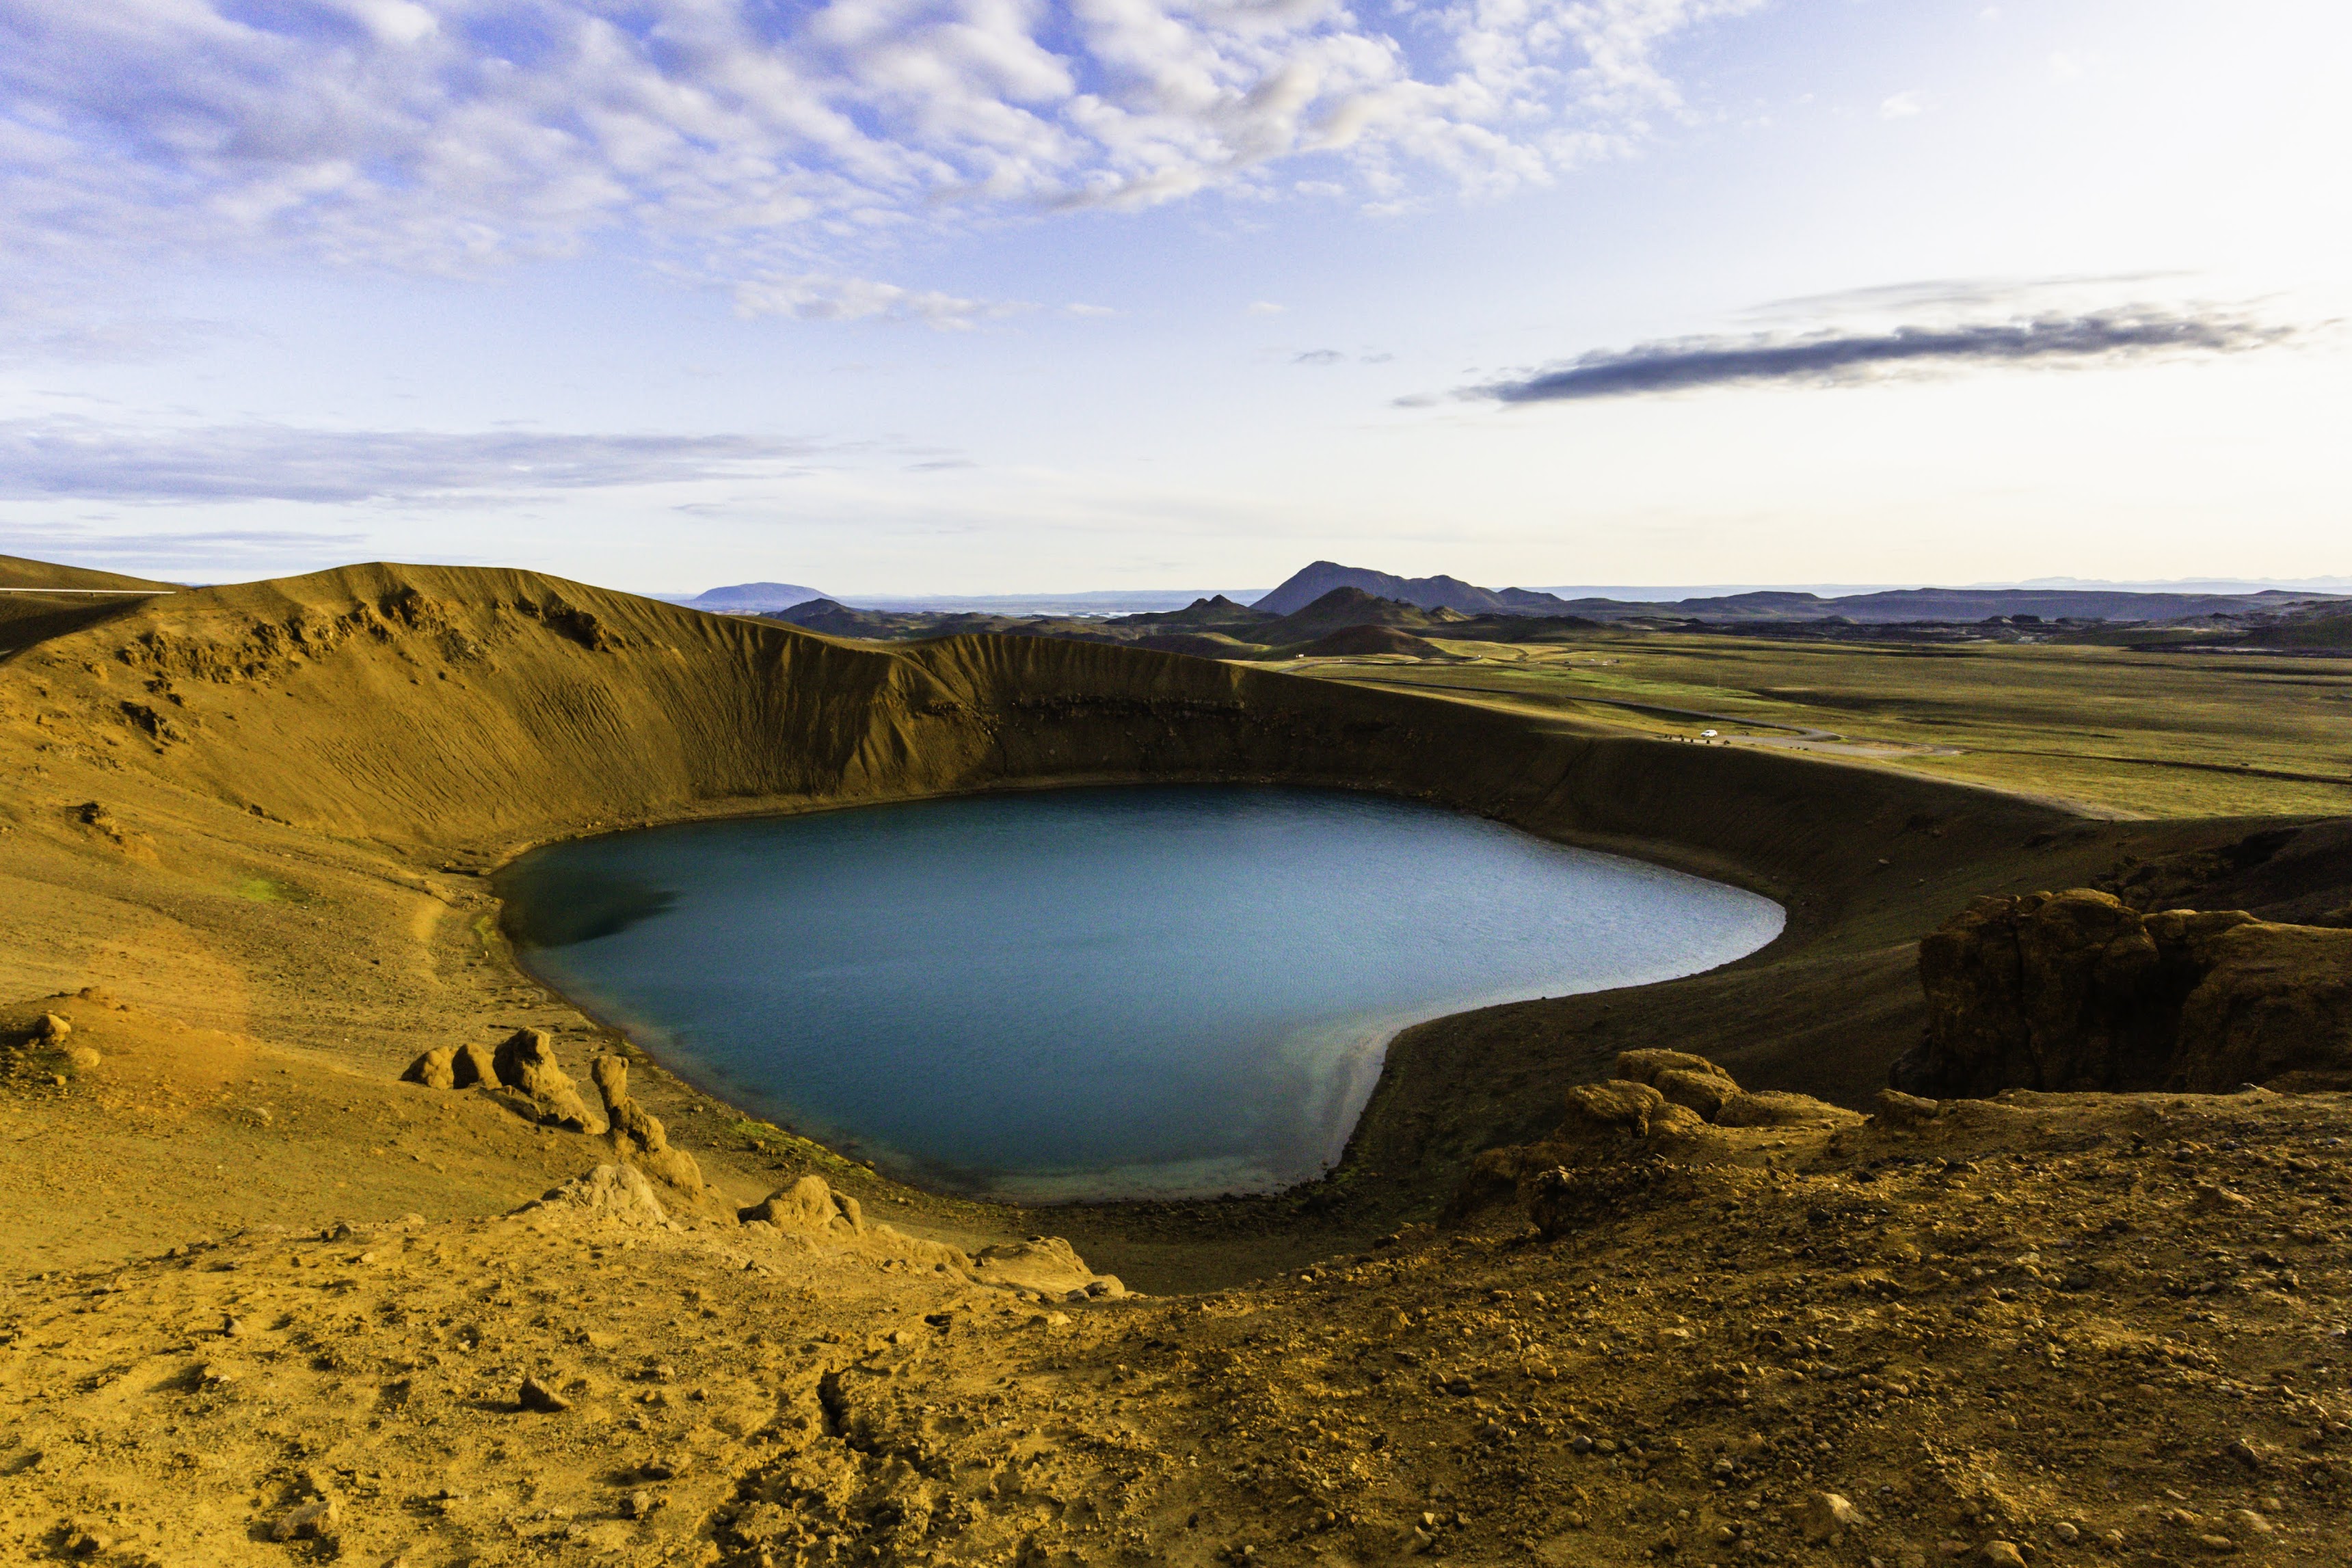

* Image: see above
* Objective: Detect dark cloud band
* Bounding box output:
[1465,310,2293,404]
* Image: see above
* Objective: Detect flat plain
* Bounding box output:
[1296,633,2352,820]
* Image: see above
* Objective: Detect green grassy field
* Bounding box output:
[1297,632,2352,819]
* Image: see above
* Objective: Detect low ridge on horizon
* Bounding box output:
[674,561,2351,625]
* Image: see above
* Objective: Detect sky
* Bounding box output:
[1,0,2346,597]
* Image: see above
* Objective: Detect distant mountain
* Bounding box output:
[1253,562,1564,617]
[1255,560,2344,627]
[691,581,830,612]
[1257,586,1462,643]
[1107,595,1273,630]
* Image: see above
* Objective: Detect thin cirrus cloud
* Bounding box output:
[731,273,1027,329]
[0,0,1765,278]
[1456,308,2299,405]
[0,420,821,504]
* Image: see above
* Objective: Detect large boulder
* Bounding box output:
[740,1174,859,1236]
[1653,1066,1739,1120]
[492,1029,604,1133]
[1895,889,2352,1096]
[401,1046,458,1090]
[399,1039,504,1092]
[970,1236,1124,1299]
[516,1163,671,1227]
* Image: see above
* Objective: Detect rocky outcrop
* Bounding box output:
[1714,1090,1855,1127]
[1893,889,2352,1096]
[1453,1051,1856,1219]
[589,1054,706,1196]
[401,1029,606,1133]
[737,1173,985,1278]
[490,1028,604,1133]
[515,1163,673,1227]
[1560,1079,1668,1135]
[969,1236,1127,1301]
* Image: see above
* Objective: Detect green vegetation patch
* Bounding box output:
[232,874,312,904]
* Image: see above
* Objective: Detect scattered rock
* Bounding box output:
[36,1012,70,1042]
[1979,1542,2027,1567]
[270,1496,340,1541]
[1801,1491,1866,1542]
[64,1045,101,1071]
[518,1375,571,1413]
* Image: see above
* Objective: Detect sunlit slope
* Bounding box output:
[0,554,175,591]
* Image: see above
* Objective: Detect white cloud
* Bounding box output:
[1880,91,1924,120]
[1247,300,1285,315]
[732,273,1028,329]
[0,0,1767,281]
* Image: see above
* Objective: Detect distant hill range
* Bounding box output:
[687,582,831,612]
[1252,560,2343,625]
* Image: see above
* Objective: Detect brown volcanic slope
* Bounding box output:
[0,554,176,653]
[3,560,2349,1565]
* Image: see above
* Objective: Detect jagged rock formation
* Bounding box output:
[1891,889,2352,1096]
[490,1028,602,1131]
[589,1053,707,1196]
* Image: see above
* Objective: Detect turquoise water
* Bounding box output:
[496,786,1782,1200]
